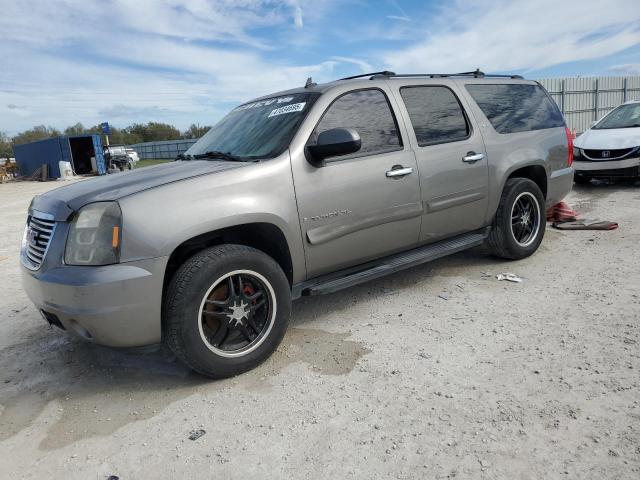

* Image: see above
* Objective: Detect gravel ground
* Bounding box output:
[0,179,639,480]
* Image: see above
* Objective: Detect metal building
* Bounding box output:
[13,134,107,178]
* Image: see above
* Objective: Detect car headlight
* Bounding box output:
[573,147,582,160]
[65,202,122,266]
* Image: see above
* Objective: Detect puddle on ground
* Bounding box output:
[0,325,367,450]
[256,327,369,377]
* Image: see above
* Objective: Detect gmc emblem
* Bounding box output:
[601,150,610,158]
[27,226,39,245]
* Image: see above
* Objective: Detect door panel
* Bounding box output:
[294,150,421,277]
[392,84,489,243]
[292,88,422,278]
[415,138,488,242]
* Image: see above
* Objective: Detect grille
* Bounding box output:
[22,215,56,270]
[582,147,637,160]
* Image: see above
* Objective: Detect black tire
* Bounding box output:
[487,178,546,260]
[574,174,592,185]
[163,244,291,378]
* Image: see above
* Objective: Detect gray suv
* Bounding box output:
[21,71,574,377]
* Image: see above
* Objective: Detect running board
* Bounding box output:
[293,229,489,298]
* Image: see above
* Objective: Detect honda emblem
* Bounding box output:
[601,150,610,158]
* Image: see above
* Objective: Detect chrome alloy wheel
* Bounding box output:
[510,191,541,247]
[197,270,276,358]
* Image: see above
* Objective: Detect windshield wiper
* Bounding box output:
[192,151,245,162]
[176,153,192,160]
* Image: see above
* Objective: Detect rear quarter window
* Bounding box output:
[466,84,564,134]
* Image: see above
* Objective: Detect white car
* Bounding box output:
[573,100,640,184]
[125,148,140,164]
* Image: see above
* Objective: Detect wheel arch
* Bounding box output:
[506,164,548,199]
[162,222,295,298]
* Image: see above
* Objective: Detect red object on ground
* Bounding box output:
[565,127,574,167]
[546,201,579,222]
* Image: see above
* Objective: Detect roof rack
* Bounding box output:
[338,71,396,80]
[337,68,523,81]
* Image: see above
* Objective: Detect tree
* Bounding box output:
[63,122,87,137]
[183,123,210,139]
[9,120,188,150]
[12,125,61,146]
[0,132,12,158]
[128,122,181,142]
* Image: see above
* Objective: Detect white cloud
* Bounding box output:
[331,56,373,73]
[387,15,410,22]
[290,1,304,29]
[607,63,640,75]
[1,0,639,136]
[381,0,640,74]
[0,0,338,134]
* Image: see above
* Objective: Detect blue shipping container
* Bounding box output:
[14,134,106,178]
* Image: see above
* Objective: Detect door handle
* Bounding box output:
[462,152,484,163]
[386,166,413,178]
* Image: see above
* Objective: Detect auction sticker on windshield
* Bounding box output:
[268,102,306,118]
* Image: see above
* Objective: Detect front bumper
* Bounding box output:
[21,257,169,347]
[574,157,640,176]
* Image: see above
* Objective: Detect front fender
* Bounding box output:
[118,154,306,283]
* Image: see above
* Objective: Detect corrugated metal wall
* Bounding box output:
[128,138,197,160]
[537,76,640,133]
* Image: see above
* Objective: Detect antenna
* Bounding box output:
[305,77,316,88]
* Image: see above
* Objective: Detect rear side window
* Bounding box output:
[400,86,470,146]
[308,89,401,158]
[466,84,565,134]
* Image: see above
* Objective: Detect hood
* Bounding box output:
[31,160,248,220]
[574,127,640,150]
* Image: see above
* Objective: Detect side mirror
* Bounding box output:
[306,128,361,165]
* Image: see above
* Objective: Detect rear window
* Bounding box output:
[466,84,564,134]
[400,86,470,146]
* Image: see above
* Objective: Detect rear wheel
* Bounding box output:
[164,244,291,378]
[487,178,545,260]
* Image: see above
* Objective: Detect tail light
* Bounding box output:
[565,127,574,167]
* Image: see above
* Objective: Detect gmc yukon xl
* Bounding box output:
[21,70,574,377]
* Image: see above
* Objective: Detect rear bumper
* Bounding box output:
[574,157,640,175]
[547,167,574,207]
[21,256,169,347]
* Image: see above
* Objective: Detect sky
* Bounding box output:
[1,0,640,135]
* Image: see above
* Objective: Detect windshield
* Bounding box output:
[186,92,319,160]
[594,103,640,129]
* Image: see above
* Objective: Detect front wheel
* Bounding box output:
[487,178,545,260]
[163,244,291,378]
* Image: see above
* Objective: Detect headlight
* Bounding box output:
[65,202,122,266]
[573,147,582,159]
